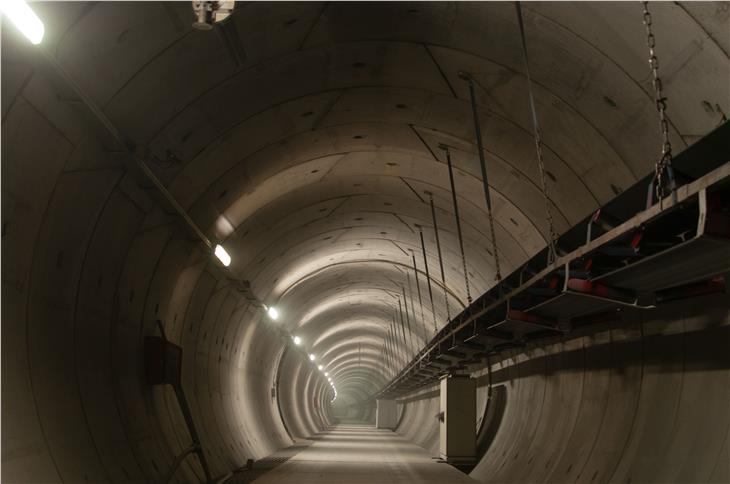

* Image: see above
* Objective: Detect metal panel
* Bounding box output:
[439,375,476,462]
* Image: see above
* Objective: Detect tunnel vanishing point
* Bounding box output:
[2,1,730,483]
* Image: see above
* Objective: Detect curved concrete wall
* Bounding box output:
[2,2,728,483]
[0,88,326,481]
[278,346,333,440]
[396,388,441,455]
[393,293,730,483]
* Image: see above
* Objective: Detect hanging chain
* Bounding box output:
[642,1,676,204]
[515,2,558,265]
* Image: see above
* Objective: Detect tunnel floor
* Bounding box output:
[244,425,477,483]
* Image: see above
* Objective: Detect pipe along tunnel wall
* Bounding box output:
[2,1,729,483]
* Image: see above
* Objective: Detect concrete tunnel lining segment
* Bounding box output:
[1,2,728,483]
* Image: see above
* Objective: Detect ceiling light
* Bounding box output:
[309,354,315,361]
[324,372,329,377]
[214,244,231,266]
[0,0,44,45]
[267,306,279,320]
[292,335,301,345]
[318,365,323,371]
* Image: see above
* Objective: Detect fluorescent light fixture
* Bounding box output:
[292,335,301,345]
[0,0,44,45]
[318,365,323,371]
[214,244,231,266]
[267,306,279,320]
[309,354,315,361]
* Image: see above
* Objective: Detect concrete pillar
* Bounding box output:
[439,375,476,462]
[376,399,398,429]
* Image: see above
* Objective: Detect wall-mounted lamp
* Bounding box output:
[214,244,231,267]
[0,0,44,45]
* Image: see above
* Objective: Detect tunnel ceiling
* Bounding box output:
[3,1,727,403]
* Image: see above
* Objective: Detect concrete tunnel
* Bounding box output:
[2,1,729,483]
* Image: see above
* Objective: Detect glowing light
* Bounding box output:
[324,372,329,377]
[318,365,323,371]
[292,335,301,345]
[0,0,44,45]
[267,306,279,320]
[214,244,231,266]
[309,354,315,361]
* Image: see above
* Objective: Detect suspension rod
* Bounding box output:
[410,250,425,342]
[384,328,391,375]
[387,322,395,375]
[461,71,502,282]
[397,301,407,348]
[428,192,451,322]
[391,318,402,372]
[418,228,438,334]
[406,271,419,347]
[387,328,395,376]
[401,286,415,356]
[395,311,408,365]
[442,145,473,305]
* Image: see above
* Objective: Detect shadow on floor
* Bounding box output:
[227,441,312,483]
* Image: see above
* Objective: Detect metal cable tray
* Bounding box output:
[589,175,730,293]
[376,162,730,399]
[488,309,560,337]
[523,277,646,320]
[593,235,730,293]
